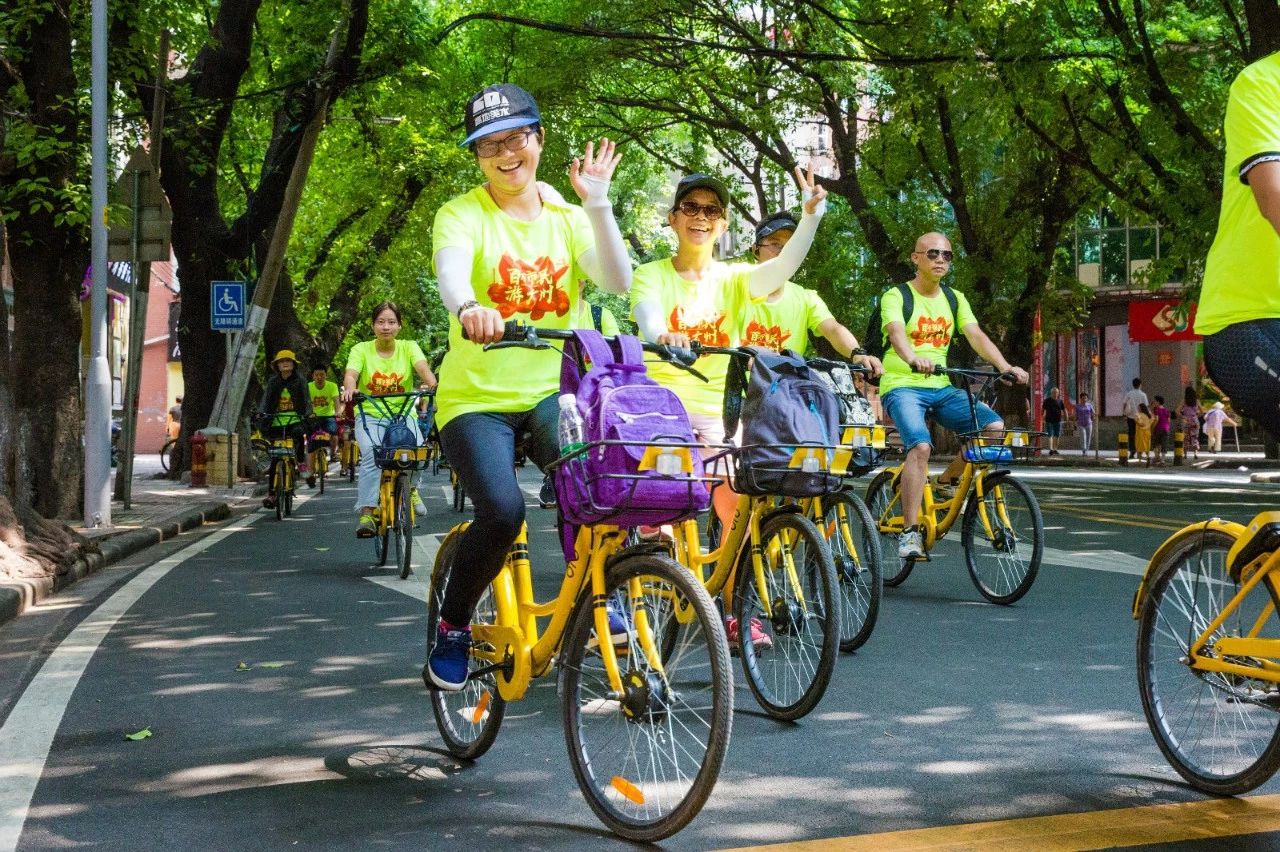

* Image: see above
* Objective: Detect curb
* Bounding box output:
[0,500,232,628]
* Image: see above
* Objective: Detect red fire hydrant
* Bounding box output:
[189,431,207,488]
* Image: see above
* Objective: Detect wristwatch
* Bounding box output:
[456,300,481,320]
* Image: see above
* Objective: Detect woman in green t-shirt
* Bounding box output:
[340,302,438,537]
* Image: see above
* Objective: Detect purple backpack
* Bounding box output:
[554,330,710,535]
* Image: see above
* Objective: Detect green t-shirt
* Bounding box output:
[309,380,340,417]
[742,282,832,353]
[1196,53,1280,336]
[432,185,594,427]
[271,387,302,428]
[878,282,978,395]
[346,339,427,411]
[631,257,751,417]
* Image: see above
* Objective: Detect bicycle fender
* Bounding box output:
[761,502,805,525]
[1130,519,1246,619]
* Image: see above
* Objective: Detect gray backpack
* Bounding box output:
[729,347,843,497]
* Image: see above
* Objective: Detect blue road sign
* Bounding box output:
[211,281,246,331]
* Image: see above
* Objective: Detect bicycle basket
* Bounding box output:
[553,439,714,528]
[959,430,1041,464]
[373,421,429,471]
[734,443,845,497]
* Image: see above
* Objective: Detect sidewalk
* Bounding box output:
[0,456,263,626]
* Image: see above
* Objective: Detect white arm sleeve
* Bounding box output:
[634,300,667,342]
[434,246,476,315]
[576,176,632,294]
[744,203,824,299]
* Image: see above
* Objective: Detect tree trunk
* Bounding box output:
[0,225,13,502]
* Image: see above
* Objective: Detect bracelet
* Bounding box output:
[456,300,481,320]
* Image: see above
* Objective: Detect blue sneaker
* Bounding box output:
[425,624,471,692]
[587,599,632,650]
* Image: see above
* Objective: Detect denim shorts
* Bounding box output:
[882,385,1002,450]
[1045,421,1062,438]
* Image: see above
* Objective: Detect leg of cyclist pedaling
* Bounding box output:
[901,443,930,529]
[438,409,528,628]
[354,417,384,516]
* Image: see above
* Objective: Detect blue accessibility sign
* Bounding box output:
[211,281,246,330]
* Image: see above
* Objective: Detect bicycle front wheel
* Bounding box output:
[821,491,883,652]
[159,439,176,472]
[317,448,327,495]
[961,475,1042,604]
[428,529,505,759]
[1138,527,1280,795]
[737,511,839,720]
[396,477,414,579]
[561,552,731,842]
[866,471,912,587]
[274,466,285,522]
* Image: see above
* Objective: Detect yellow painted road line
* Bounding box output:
[1040,503,1186,532]
[724,793,1280,852]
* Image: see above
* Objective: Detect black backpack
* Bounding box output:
[862,282,974,384]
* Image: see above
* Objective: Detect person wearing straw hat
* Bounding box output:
[257,350,313,509]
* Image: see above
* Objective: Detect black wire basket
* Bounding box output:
[733,442,847,498]
[957,429,1043,465]
[551,439,715,527]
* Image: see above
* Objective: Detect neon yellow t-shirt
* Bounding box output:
[432,185,594,427]
[346,339,427,412]
[742,282,832,353]
[1196,53,1280,335]
[578,298,621,336]
[878,283,978,394]
[631,257,751,417]
[309,380,340,417]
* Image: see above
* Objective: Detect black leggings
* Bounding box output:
[1204,319,1280,441]
[437,394,560,626]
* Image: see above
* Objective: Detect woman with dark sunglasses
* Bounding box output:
[425,83,631,692]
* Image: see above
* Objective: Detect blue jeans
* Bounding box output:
[353,416,424,510]
[882,386,1001,450]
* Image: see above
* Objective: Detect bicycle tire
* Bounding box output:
[317,448,327,495]
[452,477,466,513]
[961,476,1042,604]
[427,529,506,759]
[347,446,356,483]
[736,511,839,721]
[159,439,176,473]
[561,552,732,841]
[867,471,913,587]
[274,469,285,522]
[821,491,883,652]
[1137,527,1280,794]
[397,477,414,579]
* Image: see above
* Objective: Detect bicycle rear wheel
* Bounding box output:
[428,529,505,759]
[866,471,912,587]
[737,511,839,721]
[961,476,1042,604]
[159,439,176,472]
[820,491,883,652]
[1138,528,1280,794]
[396,477,414,579]
[274,465,285,522]
[561,552,731,842]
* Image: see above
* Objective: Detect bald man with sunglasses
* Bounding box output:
[880,232,1028,561]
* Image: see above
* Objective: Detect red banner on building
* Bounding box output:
[1032,306,1043,431]
[1128,300,1200,342]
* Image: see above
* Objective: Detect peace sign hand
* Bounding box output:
[570,138,623,205]
[794,163,828,216]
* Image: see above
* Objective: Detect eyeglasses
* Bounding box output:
[473,129,536,159]
[919,248,954,262]
[676,201,724,220]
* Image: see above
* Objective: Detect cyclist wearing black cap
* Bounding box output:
[425,83,632,691]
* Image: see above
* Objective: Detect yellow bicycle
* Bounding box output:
[866,367,1044,604]
[1134,510,1280,794]
[260,412,303,521]
[427,326,731,841]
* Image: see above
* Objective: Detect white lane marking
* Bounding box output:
[363,534,442,602]
[1040,545,1149,576]
[439,485,451,503]
[0,510,263,852]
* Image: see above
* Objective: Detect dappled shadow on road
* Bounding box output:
[324,743,466,782]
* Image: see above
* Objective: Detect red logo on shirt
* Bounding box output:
[366,371,405,395]
[742,320,791,352]
[669,306,730,347]
[910,315,952,348]
[487,255,571,320]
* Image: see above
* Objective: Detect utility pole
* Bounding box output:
[84,0,111,528]
[207,10,349,434]
[114,31,170,507]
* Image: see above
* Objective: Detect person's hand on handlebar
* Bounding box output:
[854,353,883,378]
[909,356,937,374]
[1002,366,1030,385]
[657,331,692,349]
[461,306,506,345]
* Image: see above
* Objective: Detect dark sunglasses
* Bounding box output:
[676,201,724,220]
[920,248,954,261]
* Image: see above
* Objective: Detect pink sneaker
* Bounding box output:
[726,616,773,652]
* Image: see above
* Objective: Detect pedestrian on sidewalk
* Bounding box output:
[1043,387,1064,455]
[1135,402,1154,465]
[1152,395,1171,465]
[1203,401,1237,453]
[1122,377,1148,453]
[1076,392,1094,454]
[1180,387,1201,460]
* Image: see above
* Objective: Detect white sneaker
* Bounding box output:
[411,487,427,517]
[898,529,925,560]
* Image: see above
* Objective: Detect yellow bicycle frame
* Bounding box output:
[269,437,296,494]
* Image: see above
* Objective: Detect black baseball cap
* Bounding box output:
[462,83,541,147]
[672,173,730,210]
[754,212,799,244]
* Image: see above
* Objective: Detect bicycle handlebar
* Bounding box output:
[466,321,708,379]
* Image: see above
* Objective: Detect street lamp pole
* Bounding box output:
[84,0,111,528]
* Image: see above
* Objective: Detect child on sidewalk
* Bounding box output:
[1135,402,1154,466]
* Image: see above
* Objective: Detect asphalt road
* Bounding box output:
[2,465,1279,850]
